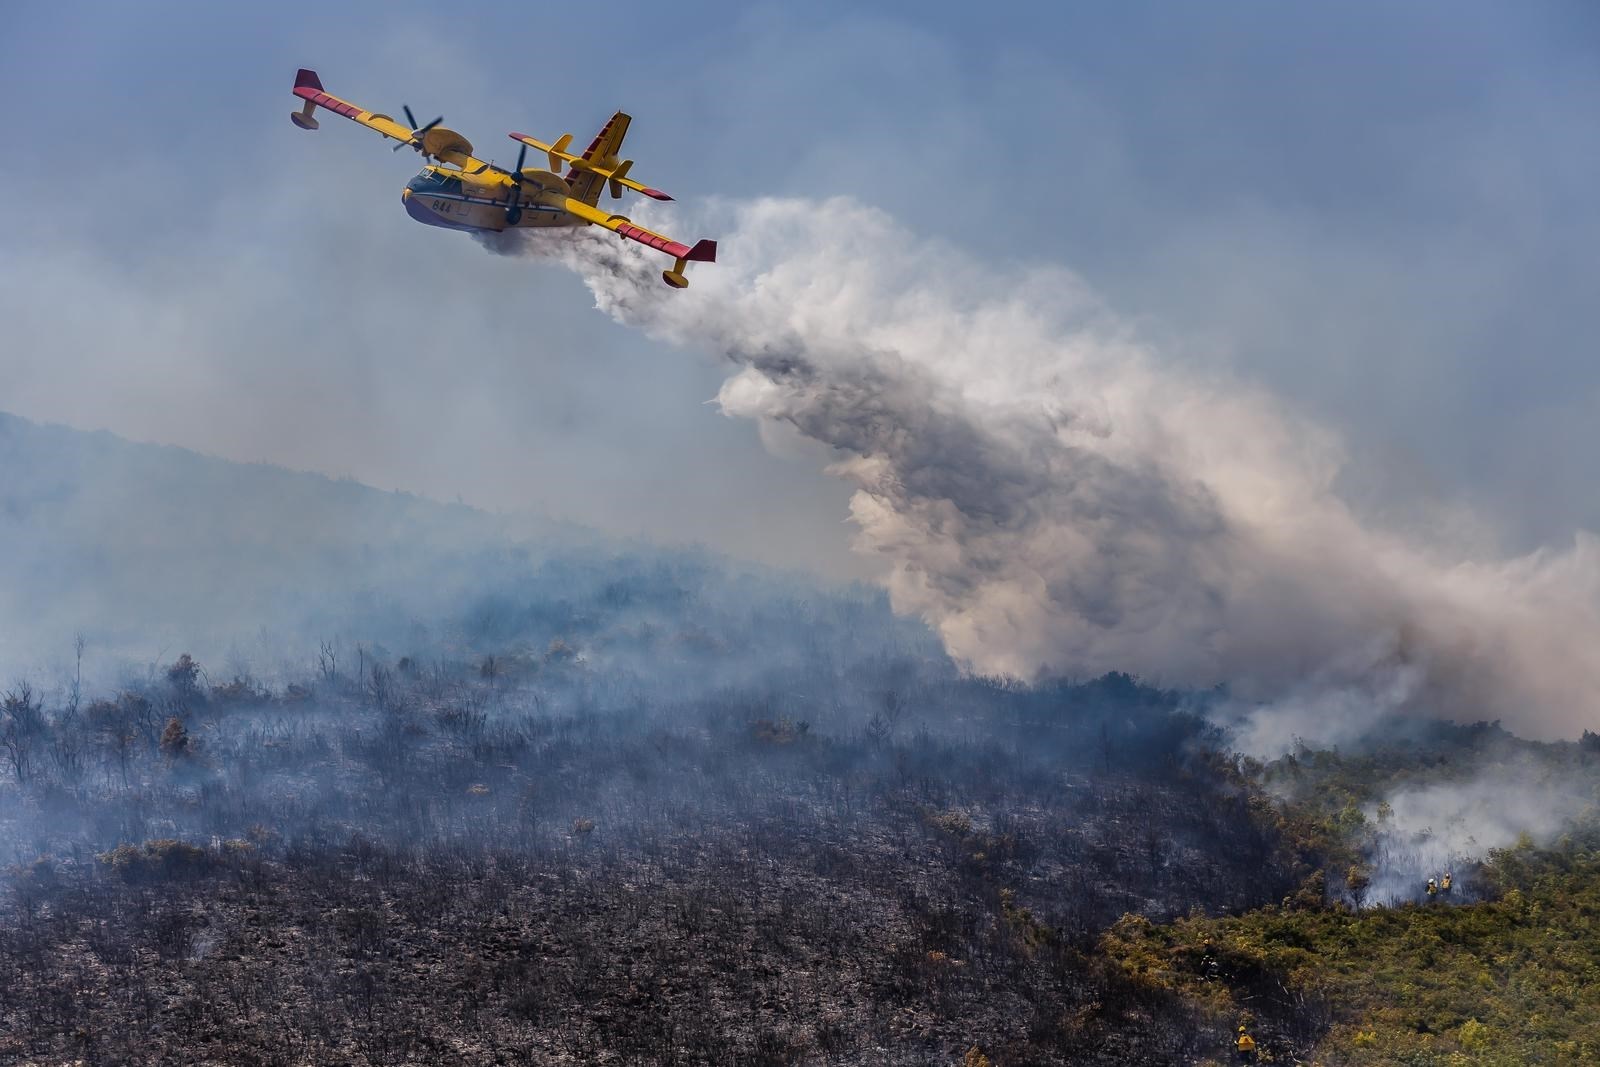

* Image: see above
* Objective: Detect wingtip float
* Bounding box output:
[290,69,716,289]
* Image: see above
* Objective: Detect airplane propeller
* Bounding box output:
[394,104,444,152]
[504,142,529,225]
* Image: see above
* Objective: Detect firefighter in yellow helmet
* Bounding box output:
[1441,871,1453,896]
[1236,1024,1257,1063]
[1426,877,1438,900]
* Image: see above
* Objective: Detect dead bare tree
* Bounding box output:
[318,640,339,685]
[88,698,136,788]
[2,682,45,784]
[68,632,86,715]
[48,707,85,784]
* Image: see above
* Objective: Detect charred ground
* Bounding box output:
[0,627,1316,1065]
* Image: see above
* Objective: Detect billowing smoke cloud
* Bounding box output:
[496,197,1600,742]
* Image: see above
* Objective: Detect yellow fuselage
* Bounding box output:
[401,165,582,233]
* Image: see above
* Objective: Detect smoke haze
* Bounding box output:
[1362,770,1590,906]
[507,198,1600,741]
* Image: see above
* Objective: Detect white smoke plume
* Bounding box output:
[1360,771,1591,905]
[501,197,1600,741]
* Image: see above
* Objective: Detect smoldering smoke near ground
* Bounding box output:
[508,198,1600,743]
[1361,769,1587,906]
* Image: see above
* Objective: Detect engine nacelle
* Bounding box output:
[517,168,569,194]
[420,126,473,159]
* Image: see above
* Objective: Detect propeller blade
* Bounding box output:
[506,143,529,222]
[393,107,443,152]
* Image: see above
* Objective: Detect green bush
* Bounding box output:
[1101,844,1600,1064]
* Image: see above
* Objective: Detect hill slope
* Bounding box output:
[3,412,1599,1065]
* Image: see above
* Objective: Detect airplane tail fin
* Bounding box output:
[662,240,717,288]
[567,112,631,206]
[291,69,325,129]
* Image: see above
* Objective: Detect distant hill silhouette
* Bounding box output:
[0,410,894,685]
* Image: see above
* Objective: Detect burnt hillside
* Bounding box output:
[1,646,1310,1065]
[9,413,1585,1066]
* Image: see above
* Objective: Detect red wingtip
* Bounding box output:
[642,188,675,202]
[295,68,323,91]
[686,239,717,263]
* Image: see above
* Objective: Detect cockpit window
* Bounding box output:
[412,170,462,193]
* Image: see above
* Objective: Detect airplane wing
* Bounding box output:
[291,69,504,179]
[559,197,716,288]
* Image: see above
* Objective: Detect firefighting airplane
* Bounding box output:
[289,69,716,288]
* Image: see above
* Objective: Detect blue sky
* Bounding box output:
[4,1,1599,577]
